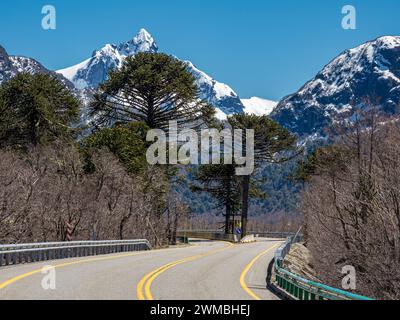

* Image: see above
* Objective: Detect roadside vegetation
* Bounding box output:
[297,110,400,299]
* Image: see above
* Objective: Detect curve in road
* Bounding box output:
[0,238,282,300]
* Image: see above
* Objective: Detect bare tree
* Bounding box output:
[301,113,400,299]
[0,142,171,247]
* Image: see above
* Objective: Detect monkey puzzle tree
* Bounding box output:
[191,164,241,234]
[228,114,299,237]
[0,73,80,148]
[81,122,150,175]
[88,52,214,130]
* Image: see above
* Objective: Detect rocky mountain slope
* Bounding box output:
[0,45,72,89]
[271,36,400,137]
[57,28,245,115]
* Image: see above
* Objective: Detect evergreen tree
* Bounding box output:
[294,145,349,183]
[0,73,80,148]
[89,52,214,130]
[82,122,149,175]
[228,114,299,236]
[191,164,241,234]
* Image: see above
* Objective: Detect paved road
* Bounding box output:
[0,238,282,300]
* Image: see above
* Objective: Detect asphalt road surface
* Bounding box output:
[0,238,282,300]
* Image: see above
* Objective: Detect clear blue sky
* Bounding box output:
[1,0,400,100]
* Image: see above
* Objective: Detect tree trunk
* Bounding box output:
[241,175,250,237]
[225,200,231,234]
[29,111,39,146]
[172,204,178,245]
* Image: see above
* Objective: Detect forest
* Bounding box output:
[0,53,299,245]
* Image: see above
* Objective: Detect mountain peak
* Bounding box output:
[118,28,158,56]
[373,35,400,48]
[0,45,8,58]
[136,28,152,41]
[272,35,400,137]
[55,28,244,115]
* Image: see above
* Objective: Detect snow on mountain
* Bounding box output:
[2,28,276,125]
[0,46,17,84]
[117,28,158,55]
[271,36,400,137]
[0,45,51,84]
[0,45,74,89]
[58,29,158,90]
[56,28,244,115]
[58,44,125,89]
[57,58,92,87]
[241,97,277,116]
[184,60,244,114]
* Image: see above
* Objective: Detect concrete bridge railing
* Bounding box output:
[0,239,151,267]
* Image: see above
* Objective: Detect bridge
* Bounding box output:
[0,232,371,300]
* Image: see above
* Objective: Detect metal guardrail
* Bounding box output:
[0,239,149,251]
[252,231,300,239]
[273,234,373,300]
[0,239,151,267]
[176,231,239,242]
[176,230,297,242]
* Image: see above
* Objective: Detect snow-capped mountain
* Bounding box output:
[0,46,17,84]
[241,97,277,116]
[57,29,158,89]
[0,45,72,87]
[57,28,244,115]
[184,60,244,115]
[271,36,400,137]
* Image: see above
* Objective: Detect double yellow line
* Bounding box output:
[136,242,233,300]
[239,242,281,300]
[0,241,280,301]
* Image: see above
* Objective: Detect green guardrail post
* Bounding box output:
[290,282,294,295]
[299,288,304,300]
[304,290,309,300]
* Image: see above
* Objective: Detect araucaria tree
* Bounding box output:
[89,52,213,130]
[191,164,241,234]
[228,114,298,237]
[0,73,80,148]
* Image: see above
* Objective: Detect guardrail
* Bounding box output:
[252,231,302,240]
[272,234,373,300]
[176,230,297,242]
[0,239,151,267]
[176,231,239,242]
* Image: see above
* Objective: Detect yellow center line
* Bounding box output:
[0,251,151,290]
[239,242,281,300]
[137,242,234,300]
[0,244,197,291]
